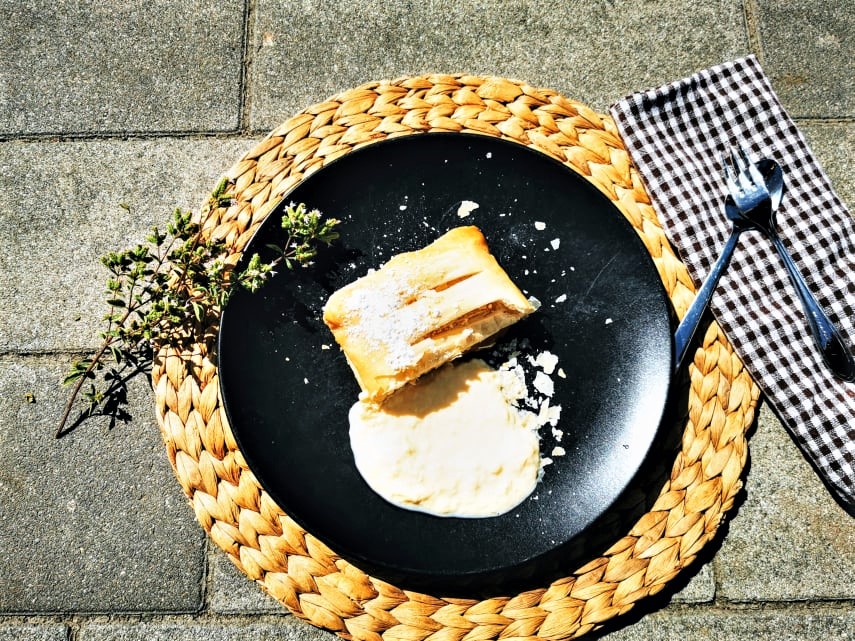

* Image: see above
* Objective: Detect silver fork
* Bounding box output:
[724,147,771,216]
[724,147,855,382]
[673,148,780,371]
[675,146,855,382]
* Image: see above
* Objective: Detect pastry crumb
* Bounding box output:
[533,371,554,397]
[457,200,479,218]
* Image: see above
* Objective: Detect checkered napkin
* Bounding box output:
[609,55,855,514]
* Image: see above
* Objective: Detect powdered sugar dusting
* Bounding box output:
[342,269,421,371]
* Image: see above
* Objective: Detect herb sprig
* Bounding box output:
[57,182,339,437]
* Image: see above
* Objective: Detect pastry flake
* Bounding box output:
[322,226,536,401]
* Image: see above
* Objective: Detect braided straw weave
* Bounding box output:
[153,75,760,639]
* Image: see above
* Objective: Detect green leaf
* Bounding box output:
[62,370,84,386]
[57,199,339,436]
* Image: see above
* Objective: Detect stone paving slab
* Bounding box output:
[79,618,333,641]
[0,356,205,613]
[669,562,715,605]
[67,606,855,641]
[248,0,748,130]
[601,606,855,640]
[713,404,855,601]
[0,137,254,352]
[800,121,855,207]
[0,624,69,641]
[755,0,853,118]
[0,1,245,135]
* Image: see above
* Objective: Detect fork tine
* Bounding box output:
[739,145,766,186]
[730,146,746,171]
[721,151,740,193]
[735,145,765,188]
[734,145,751,170]
[729,148,753,192]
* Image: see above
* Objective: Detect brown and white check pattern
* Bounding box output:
[610,55,855,513]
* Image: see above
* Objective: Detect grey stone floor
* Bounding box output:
[1,1,853,640]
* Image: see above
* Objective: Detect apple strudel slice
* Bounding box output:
[322,225,537,401]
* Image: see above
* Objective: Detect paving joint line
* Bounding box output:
[742,0,765,67]
[202,540,215,612]
[0,349,107,360]
[239,0,258,132]
[0,130,265,144]
[5,600,855,631]
[793,117,855,126]
[704,598,855,612]
[0,116,852,147]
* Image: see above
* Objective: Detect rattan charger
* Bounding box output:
[152,75,760,640]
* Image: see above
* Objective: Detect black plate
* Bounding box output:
[218,133,676,597]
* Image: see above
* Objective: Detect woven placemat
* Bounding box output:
[152,75,760,640]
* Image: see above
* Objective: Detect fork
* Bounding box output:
[673,150,780,371]
[723,147,855,382]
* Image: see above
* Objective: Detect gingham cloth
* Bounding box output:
[609,55,855,514]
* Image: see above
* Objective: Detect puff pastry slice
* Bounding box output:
[322,225,536,401]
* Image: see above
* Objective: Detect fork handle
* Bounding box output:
[770,234,855,382]
[674,230,741,372]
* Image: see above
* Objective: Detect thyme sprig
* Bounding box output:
[57,186,340,437]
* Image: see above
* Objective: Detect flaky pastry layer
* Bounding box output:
[322,226,536,401]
